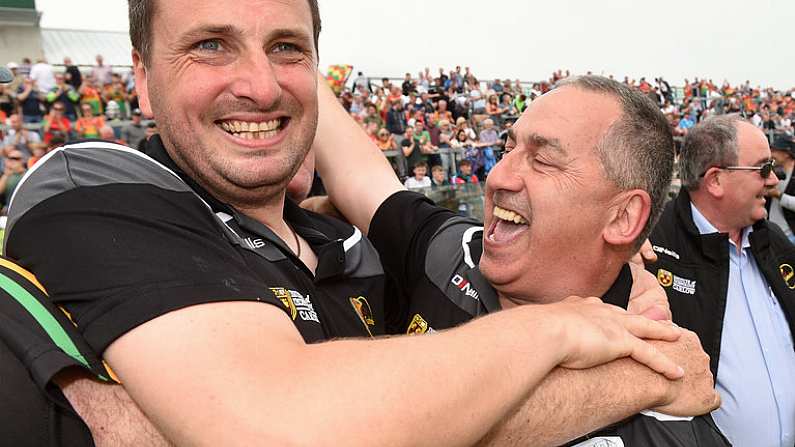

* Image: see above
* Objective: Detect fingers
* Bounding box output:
[627,336,685,380]
[632,239,657,265]
[623,313,682,343]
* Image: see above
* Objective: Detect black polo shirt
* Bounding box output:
[368,191,729,446]
[4,135,386,362]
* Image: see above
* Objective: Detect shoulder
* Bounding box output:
[5,141,196,244]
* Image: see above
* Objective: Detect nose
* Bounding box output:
[766,166,780,187]
[228,51,282,110]
[485,150,525,194]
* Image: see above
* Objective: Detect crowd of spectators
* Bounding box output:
[338,67,795,190]
[0,54,158,210]
[2,55,795,201]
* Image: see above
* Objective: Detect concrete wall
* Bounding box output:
[0,25,42,65]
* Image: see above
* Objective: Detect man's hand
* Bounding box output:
[627,262,671,321]
[550,297,684,379]
[768,188,782,199]
[648,329,720,416]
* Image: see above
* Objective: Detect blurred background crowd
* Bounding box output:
[1,55,794,214]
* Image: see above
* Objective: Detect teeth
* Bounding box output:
[219,119,282,139]
[493,206,527,225]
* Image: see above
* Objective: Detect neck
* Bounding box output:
[690,192,744,247]
[497,253,624,309]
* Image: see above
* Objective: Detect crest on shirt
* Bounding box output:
[406,313,434,335]
[350,296,375,337]
[271,287,297,320]
[779,264,795,289]
[656,269,673,288]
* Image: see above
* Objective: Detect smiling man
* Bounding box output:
[647,115,795,447]
[314,75,726,445]
[0,0,700,446]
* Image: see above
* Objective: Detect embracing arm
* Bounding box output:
[82,297,682,447]
[313,73,403,234]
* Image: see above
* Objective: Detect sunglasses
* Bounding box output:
[700,159,775,179]
[7,157,22,161]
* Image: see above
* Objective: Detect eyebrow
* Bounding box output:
[525,131,567,157]
[178,23,313,45]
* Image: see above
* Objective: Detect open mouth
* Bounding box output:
[215,117,289,140]
[488,205,529,243]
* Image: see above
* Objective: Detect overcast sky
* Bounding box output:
[36,0,794,89]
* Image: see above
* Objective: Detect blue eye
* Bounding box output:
[273,42,300,53]
[196,39,222,52]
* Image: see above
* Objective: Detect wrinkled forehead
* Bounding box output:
[151,0,314,49]
[512,86,621,159]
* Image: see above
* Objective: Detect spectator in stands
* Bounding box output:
[99,125,123,145]
[46,73,80,120]
[375,128,396,152]
[63,57,82,90]
[16,78,43,124]
[136,122,157,152]
[486,94,507,125]
[401,73,415,96]
[452,126,483,175]
[26,142,45,168]
[0,81,13,119]
[91,54,113,87]
[75,103,106,139]
[455,159,479,184]
[353,71,369,93]
[678,112,696,134]
[362,103,383,128]
[42,101,71,145]
[385,100,407,138]
[2,114,41,158]
[4,62,23,97]
[430,164,449,189]
[29,58,55,94]
[479,118,500,176]
[431,99,453,127]
[121,108,147,148]
[0,149,27,209]
[103,74,129,119]
[79,78,103,116]
[766,137,795,243]
[405,161,431,189]
[17,57,31,78]
[401,126,423,173]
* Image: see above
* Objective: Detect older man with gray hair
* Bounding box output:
[648,114,795,447]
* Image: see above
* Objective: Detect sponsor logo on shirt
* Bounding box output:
[657,269,673,288]
[780,264,795,289]
[407,314,434,335]
[350,296,375,337]
[652,245,680,260]
[451,274,479,300]
[657,269,696,295]
[271,287,297,320]
[270,288,319,323]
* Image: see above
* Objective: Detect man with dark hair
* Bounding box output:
[314,75,725,445]
[0,3,715,447]
[648,115,795,447]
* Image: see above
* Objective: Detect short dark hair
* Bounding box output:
[679,115,743,191]
[129,0,321,66]
[556,75,674,250]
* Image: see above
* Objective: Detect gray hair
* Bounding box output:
[556,75,674,250]
[679,114,742,191]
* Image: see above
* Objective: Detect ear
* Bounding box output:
[131,50,153,119]
[603,190,651,247]
[701,167,725,199]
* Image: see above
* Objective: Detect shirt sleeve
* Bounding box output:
[4,145,281,354]
[369,191,458,297]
